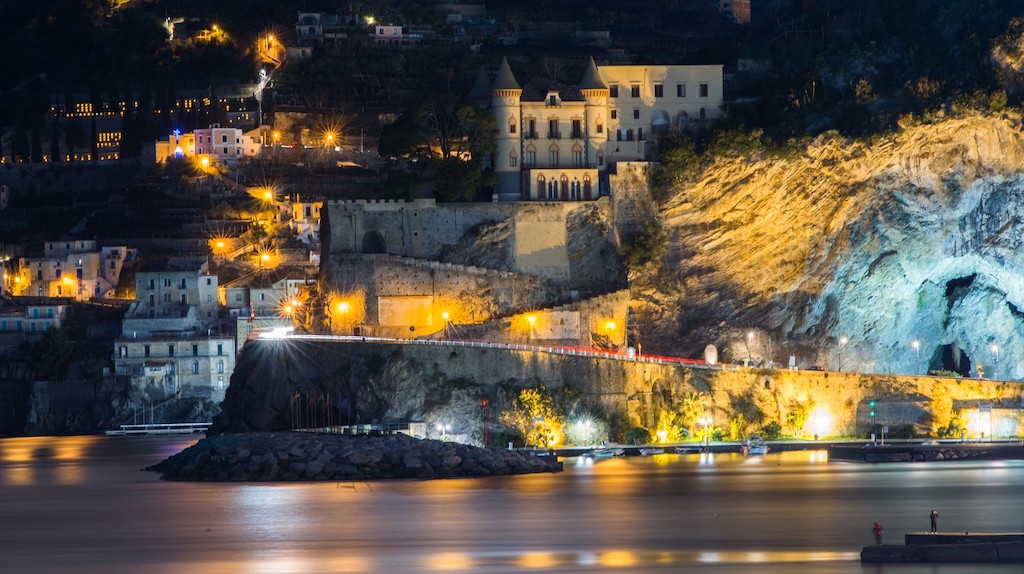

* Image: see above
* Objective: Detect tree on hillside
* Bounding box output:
[32,327,75,380]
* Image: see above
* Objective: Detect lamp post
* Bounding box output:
[838,336,848,372]
[699,415,712,451]
[991,344,999,380]
[441,311,450,339]
[337,301,349,335]
[912,340,921,375]
[527,315,536,342]
[746,331,754,366]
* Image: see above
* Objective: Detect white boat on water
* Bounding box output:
[741,437,769,455]
[639,447,665,456]
[585,447,626,459]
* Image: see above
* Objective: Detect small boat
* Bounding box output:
[741,437,769,455]
[675,446,702,454]
[639,447,665,456]
[585,447,625,459]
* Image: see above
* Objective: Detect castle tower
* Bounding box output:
[579,57,609,182]
[491,57,523,201]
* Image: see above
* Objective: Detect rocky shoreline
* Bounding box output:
[146,432,562,481]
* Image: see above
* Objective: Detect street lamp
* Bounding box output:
[838,336,848,372]
[527,315,536,341]
[441,311,450,339]
[336,301,350,334]
[699,415,712,451]
[747,331,754,365]
[912,340,921,375]
[991,344,999,380]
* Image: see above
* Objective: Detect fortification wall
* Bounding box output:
[609,161,657,241]
[322,254,568,338]
[323,199,620,282]
[217,340,1024,439]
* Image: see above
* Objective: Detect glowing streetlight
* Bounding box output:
[272,131,281,145]
[991,344,1000,380]
[527,315,536,340]
[441,311,450,339]
[698,415,712,451]
[912,340,921,375]
[747,331,754,365]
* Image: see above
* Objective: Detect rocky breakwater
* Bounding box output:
[147,432,562,481]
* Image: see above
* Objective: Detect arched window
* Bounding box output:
[548,179,558,200]
[508,117,517,135]
[509,150,518,167]
[217,360,224,374]
[572,144,583,167]
[583,174,593,200]
[596,116,604,134]
[571,178,582,200]
[700,107,706,120]
[536,175,545,200]
[549,144,559,167]
[616,129,622,141]
[560,175,569,200]
[596,151,604,166]
[525,145,536,166]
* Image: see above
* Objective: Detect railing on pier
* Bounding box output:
[104,422,212,436]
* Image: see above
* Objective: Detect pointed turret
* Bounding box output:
[492,57,521,91]
[579,57,606,90]
[468,68,492,103]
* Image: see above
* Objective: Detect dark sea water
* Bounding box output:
[1,436,1022,573]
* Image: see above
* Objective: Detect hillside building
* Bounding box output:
[13,240,133,301]
[482,57,723,201]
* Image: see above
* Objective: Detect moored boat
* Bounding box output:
[741,437,769,455]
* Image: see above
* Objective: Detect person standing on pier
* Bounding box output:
[930,510,939,533]
[873,522,884,544]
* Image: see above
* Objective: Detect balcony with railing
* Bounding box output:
[547,131,561,140]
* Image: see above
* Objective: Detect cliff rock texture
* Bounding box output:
[644,113,1024,378]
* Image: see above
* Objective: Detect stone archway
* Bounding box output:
[361,230,386,254]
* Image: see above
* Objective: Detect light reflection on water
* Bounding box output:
[3,438,1024,574]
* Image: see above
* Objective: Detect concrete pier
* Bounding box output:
[862,533,1024,563]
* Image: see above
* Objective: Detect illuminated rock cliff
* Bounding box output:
[642,113,1024,379]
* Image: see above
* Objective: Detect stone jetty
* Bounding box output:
[862,533,1024,563]
[147,432,562,481]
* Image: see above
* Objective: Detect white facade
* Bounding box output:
[152,125,264,166]
[0,299,71,334]
[13,240,132,300]
[122,258,218,337]
[289,200,323,245]
[488,58,724,201]
[113,335,235,400]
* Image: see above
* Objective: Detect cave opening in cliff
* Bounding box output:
[945,274,977,309]
[937,343,972,377]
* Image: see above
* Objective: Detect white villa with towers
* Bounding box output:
[480,57,723,201]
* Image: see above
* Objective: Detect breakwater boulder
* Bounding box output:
[146,432,562,481]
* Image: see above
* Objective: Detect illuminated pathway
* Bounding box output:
[261,331,721,371]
